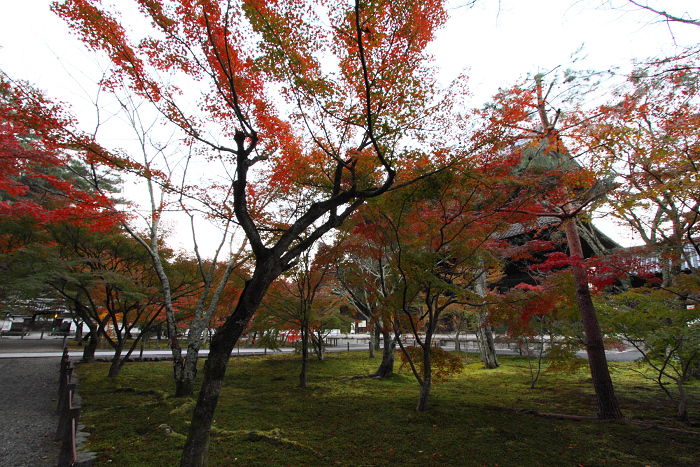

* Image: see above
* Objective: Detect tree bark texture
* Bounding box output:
[373,329,396,378]
[108,344,124,377]
[476,316,499,369]
[180,259,280,467]
[677,379,689,423]
[564,219,623,420]
[126,223,189,397]
[475,269,498,369]
[299,320,309,388]
[311,334,325,361]
[81,332,99,363]
[180,255,241,397]
[416,346,432,412]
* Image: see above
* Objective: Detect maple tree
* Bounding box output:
[354,167,509,411]
[582,51,700,423]
[473,71,625,419]
[1,222,191,372]
[489,272,585,388]
[585,52,700,289]
[53,0,459,463]
[598,286,700,423]
[259,246,347,387]
[0,73,150,365]
[0,72,119,244]
[333,212,401,377]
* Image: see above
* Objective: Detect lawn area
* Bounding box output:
[75,352,700,466]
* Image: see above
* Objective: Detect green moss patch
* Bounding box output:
[75,353,699,466]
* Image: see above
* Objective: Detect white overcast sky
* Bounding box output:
[0,0,698,250]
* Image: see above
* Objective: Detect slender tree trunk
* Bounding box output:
[416,345,432,412]
[478,326,498,368]
[299,320,309,388]
[476,314,499,369]
[368,323,376,358]
[140,334,146,360]
[677,378,689,423]
[564,219,623,420]
[475,268,498,368]
[122,212,187,396]
[373,329,396,378]
[70,303,101,362]
[180,342,200,397]
[316,341,324,361]
[180,261,279,467]
[75,322,83,345]
[311,334,325,361]
[180,255,241,397]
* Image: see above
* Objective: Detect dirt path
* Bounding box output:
[0,337,62,466]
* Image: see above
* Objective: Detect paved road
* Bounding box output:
[0,337,63,466]
[0,334,644,362]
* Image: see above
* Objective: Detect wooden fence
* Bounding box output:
[56,348,93,467]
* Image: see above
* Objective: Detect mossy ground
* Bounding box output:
[75,352,700,466]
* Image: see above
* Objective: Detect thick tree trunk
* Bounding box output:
[373,329,396,378]
[81,314,110,363]
[180,261,279,467]
[180,336,228,467]
[565,219,623,420]
[416,346,432,412]
[81,331,100,363]
[108,345,123,378]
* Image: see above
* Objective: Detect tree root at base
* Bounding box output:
[209,427,327,458]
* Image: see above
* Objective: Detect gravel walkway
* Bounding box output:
[0,337,62,466]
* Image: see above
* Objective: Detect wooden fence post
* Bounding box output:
[59,348,70,383]
[58,362,74,399]
[56,384,76,440]
[57,406,81,467]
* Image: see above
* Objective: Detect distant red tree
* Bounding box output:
[0,74,119,235]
